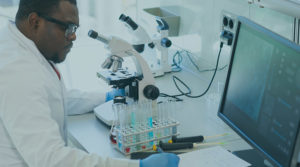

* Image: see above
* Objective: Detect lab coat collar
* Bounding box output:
[7,20,62,82]
[8,21,43,61]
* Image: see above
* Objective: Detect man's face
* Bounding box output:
[35,1,79,63]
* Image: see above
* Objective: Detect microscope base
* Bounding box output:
[94,100,115,126]
[152,67,172,77]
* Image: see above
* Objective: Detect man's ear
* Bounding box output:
[27,12,41,31]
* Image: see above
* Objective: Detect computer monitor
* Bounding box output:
[218,16,300,167]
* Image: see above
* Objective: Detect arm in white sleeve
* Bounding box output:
[66,89,106,115]
[0,65,139,167]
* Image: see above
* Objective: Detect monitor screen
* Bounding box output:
[218,16,300,167]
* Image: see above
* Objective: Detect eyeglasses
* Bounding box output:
[38,14,78,38]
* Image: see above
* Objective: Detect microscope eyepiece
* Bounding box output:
[88,30,98,39]
[119,14,127,21]
[119,14,138,30]
[88,29,109,44]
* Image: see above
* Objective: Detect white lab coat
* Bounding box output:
[0,21,139,167]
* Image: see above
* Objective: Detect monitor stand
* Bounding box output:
[233,149,274,167]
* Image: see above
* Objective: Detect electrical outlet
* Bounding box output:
[220,11,238,46]
[220,11,238,35]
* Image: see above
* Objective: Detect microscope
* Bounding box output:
[88,30,160,126]
[119,14,172,77]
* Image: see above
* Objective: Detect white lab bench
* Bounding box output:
[67,63,252,158]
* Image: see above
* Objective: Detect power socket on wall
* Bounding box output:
[221,11,238,34]
[220,11,238,46]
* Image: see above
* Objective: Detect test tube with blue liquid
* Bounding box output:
[113,102,126,150]
[146,100,154,148]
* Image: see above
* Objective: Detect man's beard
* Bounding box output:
[51,53,65,64]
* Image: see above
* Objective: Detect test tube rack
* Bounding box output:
[111,119,179,155]
[110,101,180,155]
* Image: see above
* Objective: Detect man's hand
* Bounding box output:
[140,153,180,167]
[105,88,125,102]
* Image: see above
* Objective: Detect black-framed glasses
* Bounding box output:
[38,14,78,38]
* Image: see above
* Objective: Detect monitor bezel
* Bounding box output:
[217,16,300,167]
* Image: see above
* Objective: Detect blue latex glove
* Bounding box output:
[140,153,180,167]
[105,88,125,102]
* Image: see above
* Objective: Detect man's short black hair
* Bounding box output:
[16,0,77,21]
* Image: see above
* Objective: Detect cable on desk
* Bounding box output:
[160,50,191,101]
[170,45,227,73]
[173,42,224,98]
[159,93,184,101]
[184,50,228,73]
[172,76,192,97]
[159,77,191,102]
[161,43,226,100]
[171,51,183,72]
[159,80,191,101]
[197,64,228,72]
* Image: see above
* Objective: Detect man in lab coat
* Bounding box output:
[0,0,180,167]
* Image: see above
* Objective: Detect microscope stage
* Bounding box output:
[97,69,141,87]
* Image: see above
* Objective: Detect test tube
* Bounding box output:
[123,105,131,145]
[119,104,127,131]
[131,102,141,151]
[157,102,164,138]
[113,103,125,149]
[146,100,154,147]
[158,102,164,124]
[164,102,170,125]
[166,100,172,124]
[163,102,170,139]
[137,101,147,148]
[130,103,136,129]
[152,101,158,123]
[170,100,178,135]
[128,104,136,145]
[168,100,176,123]
[139,101,147,128]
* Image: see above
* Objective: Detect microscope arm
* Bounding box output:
[130,50,157,101]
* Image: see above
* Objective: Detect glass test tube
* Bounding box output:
[135,102,145,149]
[113,103,125,149]
[119,104,127,131]
[157,103,164,138]
[132,102,141,151]
[126,104,138,153]
[170,100,177,135]
[163,102,170,139]
[146,100,154,147]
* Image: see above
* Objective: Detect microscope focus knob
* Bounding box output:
[143,85,160,100]
[161,38,172,48]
